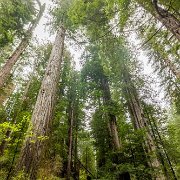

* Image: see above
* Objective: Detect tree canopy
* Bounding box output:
[0,0,179,179]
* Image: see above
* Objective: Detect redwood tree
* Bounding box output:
[0,1,45,89]
[17,26,66,179]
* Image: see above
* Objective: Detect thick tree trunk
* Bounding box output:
[125,90,165,179]
[152,0,180,40]
[145,108,177,180]
[99,70,130,179]
[17,26,65,179]
[123,70,166,180]
[100,74,121,150]
[0,3,45,89]
[109,114,121,149]
[67,103,74,180]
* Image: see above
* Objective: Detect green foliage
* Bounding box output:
[12,170,27,180]
[68,0,111,27]
[0,43,51,178]
[165,114,180,178]
[0,0,36,48]
[78,133,96,177]
[51,0,74,30]
[0,0,179,179]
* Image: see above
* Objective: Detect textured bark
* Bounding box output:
[145,108,177,180]
[152,0,180,40]
[123,70,166,180]
[98,69,130,179]
[0,3,45,89]
[109,114,121,149]
[100,73,121,150]
[67,103,74,180]
[0,82,15,105]
[137,0,180,79]
[17,26,65,179]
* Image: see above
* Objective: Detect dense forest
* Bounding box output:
[0,0,179,179]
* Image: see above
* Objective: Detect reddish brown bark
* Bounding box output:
[152,0,180,40]
[123,69,166,180]
[0,3,45,89]
[17,26,66,179]
[99,67,130,179]
[137,0,180,79]
[100,73,121,150]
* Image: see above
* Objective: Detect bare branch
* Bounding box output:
[138,24,164,50]
[36,0,42,9]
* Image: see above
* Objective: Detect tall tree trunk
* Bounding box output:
[97,65,129,179]
[67,103,74,180]
[0,2,45,89]
[74,125,79,180]
[0,59,39,156]
[100,73,121,150]
[122,69,166,180]
[17,26,66,179]
[137,2,180,79]
[74,102,80,180]
[152,0,180,40]
[144,107,177,180]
